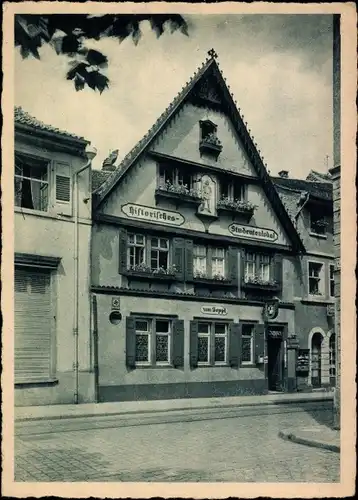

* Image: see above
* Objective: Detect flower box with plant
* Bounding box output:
[155,181,203,204]
[217,197,257,215]
[242,275,280,290]
[193,270,231,285]
[199,133,223,158]
[126,263,178,280]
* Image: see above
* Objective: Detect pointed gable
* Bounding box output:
[94,49,305,253]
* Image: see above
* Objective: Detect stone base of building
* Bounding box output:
[99,380,269,402]
[15,371,95,406]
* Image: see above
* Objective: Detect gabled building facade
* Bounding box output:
[273,174,335,391]
[91,51,306,402]
[14,107,95,406]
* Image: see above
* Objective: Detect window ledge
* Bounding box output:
[197,363,229,368]
[15,207,75,222]
[302,297,333,305]
[123,270,177,282]
[155,188,202,207]
[192,277,233,287]
[309,232,327,239]
[134,364,174,369]
[15,378,59,387]
[241,363,257,368]
[242,281,281,292]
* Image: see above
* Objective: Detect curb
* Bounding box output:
[15,395,333,423]
[278,430,340,453]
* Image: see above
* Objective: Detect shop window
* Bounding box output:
[197,321,228,365]
[15,154,49,212]
[193,244,226,280]
[126,316,184,368]
[310,211,327,236]
[308,261,324,296]
[241,324,254,364]
[329,264,335,298]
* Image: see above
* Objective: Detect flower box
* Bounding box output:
[155,184,203,206]
[193,273,232,287]
[125,265,177,282]
[242,278,280,292]
[199,134,223,159]
[217,198,257,218]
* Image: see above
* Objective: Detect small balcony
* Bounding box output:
[217,197,257,220]
[155,182,203,208]
[241,276,281,292]
[124,264,178,282]
[199,133,223,160]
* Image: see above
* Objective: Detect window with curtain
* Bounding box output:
[244,252,272,283]
[15,155,49,212]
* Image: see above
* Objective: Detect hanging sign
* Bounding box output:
[201,305,228,316]
[121,203,184,226]
[228,223,278,242]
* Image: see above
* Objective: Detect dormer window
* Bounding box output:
[200,120,217,142]
[199,120,222,159]
[158,164,194,191]
[310,211,327,236]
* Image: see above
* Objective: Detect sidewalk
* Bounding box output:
[15,390,333,422]
[279,425,340,453]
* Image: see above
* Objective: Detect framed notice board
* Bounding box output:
[296,349,310,373]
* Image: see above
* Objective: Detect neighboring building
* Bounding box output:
[329,165,340,428]
[91,51,306,403]
[273,173,335,391]
[14,107,95,406]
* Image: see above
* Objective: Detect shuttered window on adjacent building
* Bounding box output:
[14,268,54,383]
[55,162,72,216]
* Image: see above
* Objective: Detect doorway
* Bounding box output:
[267,337,283,391]
[311,332,323,388]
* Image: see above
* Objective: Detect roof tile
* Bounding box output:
[15,106,87,142]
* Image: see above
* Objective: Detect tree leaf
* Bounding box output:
[86,49,108,68]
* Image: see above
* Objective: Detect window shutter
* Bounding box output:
[15,268,53,383]
[118,227,128,273]
[185,239,194,282]
[172,319,185,367]
[273,254,283,286]
[172,237,185,280]
[228,246,238,285]
[229,322,242,367]
[126,316,136,369]
[189,320,198,368]
[254,323,265,364]
[55,162,72,216]
[237,249,244,297]
[282,324,288,341]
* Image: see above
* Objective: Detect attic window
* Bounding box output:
[200,120,217,141]
[199,120,222,160]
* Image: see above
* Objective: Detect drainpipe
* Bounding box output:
[73,145,97,404]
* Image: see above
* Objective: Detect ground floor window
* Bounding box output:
[134,318,172,365]
[14,267,54,383]
[241,324,255,364]
[197,321,228,365]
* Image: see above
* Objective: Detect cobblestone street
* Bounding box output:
[15,409,339,482]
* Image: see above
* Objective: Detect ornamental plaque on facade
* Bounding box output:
[263,299,279,320]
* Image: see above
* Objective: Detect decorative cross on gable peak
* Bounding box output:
[208,48,218,59]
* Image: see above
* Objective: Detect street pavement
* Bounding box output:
[15,407,339,482]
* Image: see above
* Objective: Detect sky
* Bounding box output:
[15,14,334,178]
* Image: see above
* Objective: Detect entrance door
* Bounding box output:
[311,332,323,388]
[267,337,283,391]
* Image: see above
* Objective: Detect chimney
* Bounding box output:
[102,149,119,172]
[278,170,289,178]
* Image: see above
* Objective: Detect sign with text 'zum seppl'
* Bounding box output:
[121,203,184,226]
[201,305,228,316]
